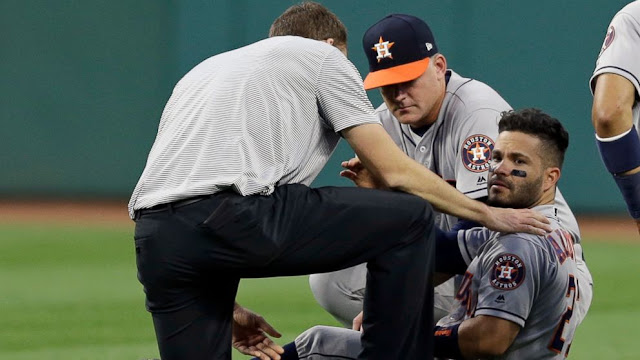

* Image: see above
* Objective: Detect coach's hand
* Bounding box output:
[232,303,284,360]
[485,206,552,235]
[340,157,387,189]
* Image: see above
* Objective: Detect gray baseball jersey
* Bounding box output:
[378,69,583,320]
[590,0,640,133]
[378,70,509,230]
[295,205,586,360]
[439,205,581,359]
[377,70,581,240]
[457,224,593,329]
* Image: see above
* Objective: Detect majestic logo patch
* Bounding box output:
[599,25,615,57]
[490,253,525,290]
[372,36,394,62]
[461,135,494,173]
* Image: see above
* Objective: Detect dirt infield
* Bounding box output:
[0,200,132,227]
[0,201,637,242]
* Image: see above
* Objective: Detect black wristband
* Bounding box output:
[434,323,464,359]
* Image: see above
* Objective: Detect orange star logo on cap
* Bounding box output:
[372,36,394,62]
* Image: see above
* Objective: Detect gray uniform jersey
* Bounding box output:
[296,205,586,360]
[590,0,640,133]
[378,69,583,317]
[377,70,509,230]
[438,205,582,359]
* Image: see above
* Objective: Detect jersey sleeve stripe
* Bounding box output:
[592,65,640,94]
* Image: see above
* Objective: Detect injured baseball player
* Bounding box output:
[253,108,593,360]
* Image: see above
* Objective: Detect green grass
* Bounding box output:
[0,223,637,359]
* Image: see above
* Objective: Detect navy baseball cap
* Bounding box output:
[362,14,438,90]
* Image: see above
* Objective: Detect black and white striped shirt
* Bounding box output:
[128,36,379,218]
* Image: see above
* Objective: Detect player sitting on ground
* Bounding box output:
[255,108,591,360]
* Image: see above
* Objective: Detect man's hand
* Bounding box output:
[340,157,387,189]
[484,206,552,235]
[352,311,364,332]
[232,304,284,360]
[635,218,640,236]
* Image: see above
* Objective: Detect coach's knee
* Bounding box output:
[309,272,364,327]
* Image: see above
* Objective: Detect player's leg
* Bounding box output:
[309,264,367,327]
[310,264,453,327]
[434,279,455,322]
[296,325,362,359]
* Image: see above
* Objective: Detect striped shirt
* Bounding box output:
[128,36,379,218]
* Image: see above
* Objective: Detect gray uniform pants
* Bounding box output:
[310,265,455,327]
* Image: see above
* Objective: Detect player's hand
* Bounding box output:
[352,311,364,332]
[635,218,640,236]
[340,157,387,189]
[484,206,552,235]
[232,304,284,360]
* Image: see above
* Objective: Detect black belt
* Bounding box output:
[134,195,210,218]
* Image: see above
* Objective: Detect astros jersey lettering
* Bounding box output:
[590,0,640,132]
[438,205,582,359]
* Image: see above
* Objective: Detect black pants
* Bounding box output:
[134,184,435,360]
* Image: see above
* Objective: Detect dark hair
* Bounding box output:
[498,108,569,168]
[269,2,347,47]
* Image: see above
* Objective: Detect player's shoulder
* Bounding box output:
[444,70,511,116]
[618,0,640,19]
[494,205,568,258]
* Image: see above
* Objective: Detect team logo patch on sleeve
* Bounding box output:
[490,253,526,290]
[461,135,494,173]
[599,25,615,57]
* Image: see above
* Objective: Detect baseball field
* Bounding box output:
[1,202,638,360]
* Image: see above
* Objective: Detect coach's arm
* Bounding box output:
[341,123,551,235]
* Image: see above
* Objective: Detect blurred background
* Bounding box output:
[0,0,632,213]
[1,1,638,359]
